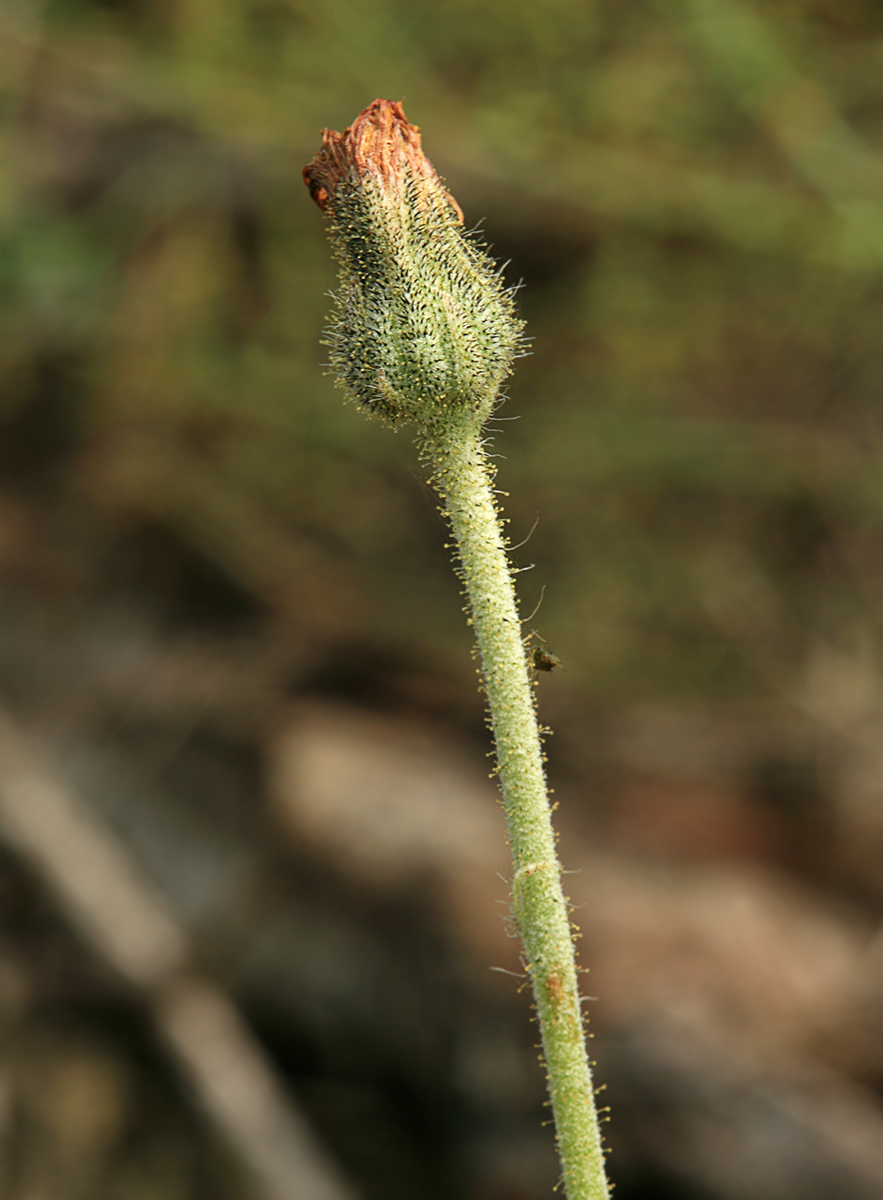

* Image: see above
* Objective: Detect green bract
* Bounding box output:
[304,99,522,431]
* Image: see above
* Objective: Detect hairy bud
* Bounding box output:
[304,99,522,431]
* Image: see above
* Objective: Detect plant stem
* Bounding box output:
[426,420,610,1200]
[304,95,610,1200]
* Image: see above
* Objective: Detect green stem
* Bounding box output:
[426,420,610,1200]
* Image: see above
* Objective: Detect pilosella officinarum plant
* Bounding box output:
[304,99,610,1200]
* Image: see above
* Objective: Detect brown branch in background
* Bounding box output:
[0,706,359,1200]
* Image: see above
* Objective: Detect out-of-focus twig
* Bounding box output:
[0,705,359,1200]
[0,711,186,989]
[155,976,357,1200]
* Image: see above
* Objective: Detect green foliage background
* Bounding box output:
[4,0,883,710]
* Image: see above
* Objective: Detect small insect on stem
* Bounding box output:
[527,629,564,681]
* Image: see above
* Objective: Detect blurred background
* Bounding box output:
[1,0,883,1197]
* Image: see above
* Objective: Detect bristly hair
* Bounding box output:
[305,99,524,433]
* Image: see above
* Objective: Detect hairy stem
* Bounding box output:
[304,96,610,1200]
[427,420,610,1200]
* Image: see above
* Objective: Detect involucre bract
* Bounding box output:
[304,99,523,432]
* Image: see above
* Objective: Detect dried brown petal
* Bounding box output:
[303,99,520,430]
[303,98,463,222]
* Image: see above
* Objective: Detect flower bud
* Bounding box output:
[304,99,522,432]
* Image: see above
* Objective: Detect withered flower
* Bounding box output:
[304,99,522,431]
